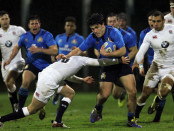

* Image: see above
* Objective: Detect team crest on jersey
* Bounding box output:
[58,39,62,43]
[71,39,77,44]
[25,38,28,42]
[35,92,40,97]
[161,41,169,48]
[101,72,106,79]
[5,40,12,47]
[107,37,112,42]
[169,30,173,34]
[95,41,99,44]
[12,31,16,35]
[168,19,172,23]
[37,37,43,42]
[152,35,157,39]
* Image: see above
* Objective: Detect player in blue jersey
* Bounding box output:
[3,15,58,111]
[117,13,137,47]
[53,16,85,105]
[57,13,141,128]
[106,13,137,108]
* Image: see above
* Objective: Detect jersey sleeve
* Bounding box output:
[45,32,56,46]
[110,29,125,49]
[18,34,25,48]
[16,26,26,36]
[79,34,95,51]
[138,30,145,49]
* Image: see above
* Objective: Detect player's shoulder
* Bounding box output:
[164,13,171,18]
[74,33,84,40]
[56,33,65,38]
[141,27,151,35]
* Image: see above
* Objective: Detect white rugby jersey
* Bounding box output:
[0,25,26,62]
[164,13,174,25]
[136,24,174,66]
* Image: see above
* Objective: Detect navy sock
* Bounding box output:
[0,109,25,123]
[128,112,135,121]
[135,104,144,118]
[18,87,28,109]
[8,90,18,111]
[55,100,69,123]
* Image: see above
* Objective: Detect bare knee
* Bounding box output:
[5,79,13,89]
[159,83,172,99]
[64,88,75,100]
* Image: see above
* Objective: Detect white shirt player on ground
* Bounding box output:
[0,11,26,112]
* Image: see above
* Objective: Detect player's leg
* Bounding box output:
[53,84,74,128]
[112,84,126,107]
[151,75,173,122]
[18,70,36,109]
[5,70,20,112]
[120,74,141,128]
[90,81,112,123]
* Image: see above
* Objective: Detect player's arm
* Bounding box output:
[29,44,58,55]
[66,75,94,84]
[127,46,138,60]
[94,49,100,58]
[3,44,20,69]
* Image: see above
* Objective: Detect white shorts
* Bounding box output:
[1,60,25,82]
[34,71,64,104]
[144,61,174,88]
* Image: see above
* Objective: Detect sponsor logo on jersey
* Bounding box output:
[71,39,77,44]
[101,72,106,79]
[58,39,62,43]
[161,41,169,48]
[37,37,43,42]
[95,41,99,44]
[25,38,28,42]
[12,31,16,35]
[168,19,172,23]
[169,30,173,34]
[5,40,12,47]
[152,35,157,39]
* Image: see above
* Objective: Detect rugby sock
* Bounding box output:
[95,104,103,117]
[55,97,71,123]
[8,90,18,112]
[153,99,166,122]
[135,103,145,118]
[128,112,135,121]
[18,87,28,109]
[0,108,28,122]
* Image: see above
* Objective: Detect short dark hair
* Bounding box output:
[27,15,41,24]
[65,16,76,24]
[117,12,127,21]
[152,11,164,20]
[106,12,117,19]
[147,10,157,18]
[87,13,104,26]
[0,10,9,17]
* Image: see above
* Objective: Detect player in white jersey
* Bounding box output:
[164,0,174,25]
[0,11,26,112]
[0,56,129,128]
[134,11,174,122]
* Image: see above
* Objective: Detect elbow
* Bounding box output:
[53,48,59,55]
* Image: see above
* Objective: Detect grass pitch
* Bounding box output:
[0,92,174,131]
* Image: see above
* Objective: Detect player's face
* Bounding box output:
[148,16,153,29]
[170,7,174,15]
[0,14,10,30]
[28,19,41,35]
[152,16,165,31]
[90,23,105,38]
[107,16,118,28]
[117,19,127,30]
[64,22,76,36]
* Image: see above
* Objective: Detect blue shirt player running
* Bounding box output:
[3,15,58,110]
[58,13,142,128]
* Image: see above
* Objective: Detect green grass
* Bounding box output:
[0,92,174,131]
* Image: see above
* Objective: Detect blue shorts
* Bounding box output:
[99,64,133,83]
[24,63,42,79]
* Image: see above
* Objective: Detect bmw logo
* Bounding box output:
[5,40,12,47]
[161,41,169,48]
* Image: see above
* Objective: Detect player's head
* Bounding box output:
[147,10,156,29]
[88,13,105,38]
[106,12,118,28]
[117,12,127,30]
[27,15,41,35]
[0,10,10,30]
[170,0,174,15]
[152,11,165,31]
[64,16,76,36]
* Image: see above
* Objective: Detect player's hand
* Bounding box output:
[3,60,10,70]
[139,67,145,76]
[29,46,41,54]
[56,54,67,61]
[132,63,139,71]
[121,56,130,64]
[83,76,94,84]
[100,45,108,56]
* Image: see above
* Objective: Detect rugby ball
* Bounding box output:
[104,41,116,53]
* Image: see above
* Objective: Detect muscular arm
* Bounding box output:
[128,46,138,60]
[66,47,83,58]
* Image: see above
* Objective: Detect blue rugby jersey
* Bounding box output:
[18,28,57,70]
[119,28,137,67]
[55,33,84,55]
[126,26,137,45]
[79,26,125,59]
[138,27,154,65]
